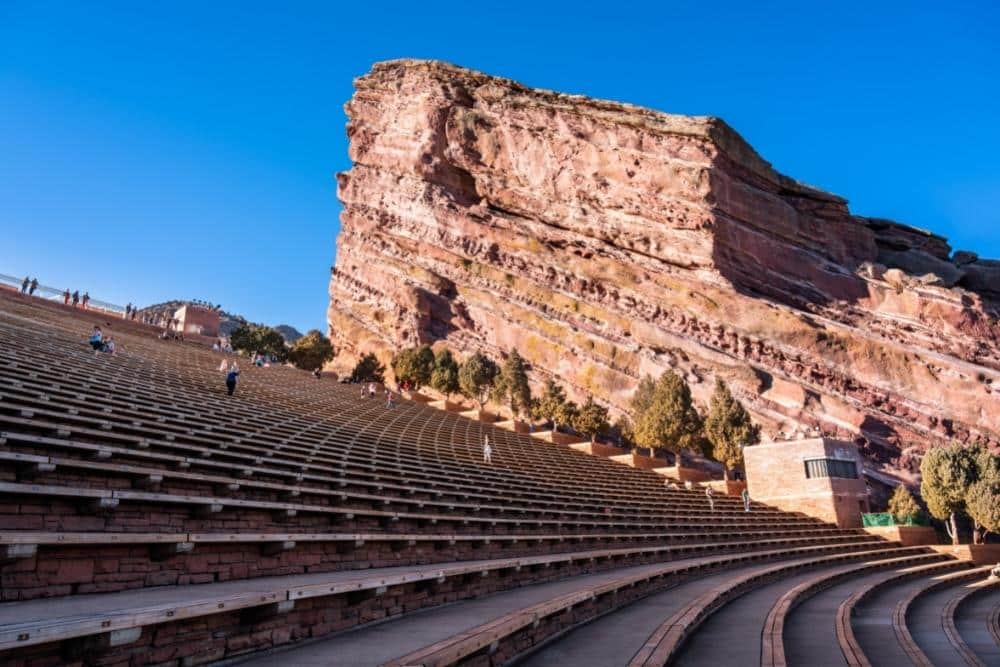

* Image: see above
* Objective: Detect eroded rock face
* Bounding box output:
[328,59,1000,474]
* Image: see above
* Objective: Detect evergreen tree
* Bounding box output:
[633,370,703,458]
[350,353,385,383]
[532,379,567,430]
[286,330,334,371]
[554,400,579,434]
[920,443,980,544]
[613,414,634,449]
[492,349,532,418]
[230,323,288,361]
[458,352,498,409]
[429,348,460,399]
[573,396,610,442]
[887,485,922,524]
[703,378,760,479]
[965,478,1000,542]
[392,344,435,390]
[630,375,657,418]
[967,443,1000,543]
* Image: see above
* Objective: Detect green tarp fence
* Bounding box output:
[861,512,928,527]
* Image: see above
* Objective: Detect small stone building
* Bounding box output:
[172,304,221,338]
[743,437,870,528]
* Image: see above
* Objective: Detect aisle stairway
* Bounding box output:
[0,291,996,666]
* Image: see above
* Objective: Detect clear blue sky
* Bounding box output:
[2,1,998,332]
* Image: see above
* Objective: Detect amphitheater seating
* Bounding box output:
[1,290,997,667]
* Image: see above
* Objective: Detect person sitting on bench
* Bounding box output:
[89,326,103,351]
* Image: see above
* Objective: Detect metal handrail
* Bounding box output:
[1,273,125,315]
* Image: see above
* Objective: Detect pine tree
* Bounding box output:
[458,352,498,409]
[703,378,760,479]
[887,485,921,524]
[492,349,532,418]
[573,396,610,442]
[429,348,460,399]
[633,370,703,458]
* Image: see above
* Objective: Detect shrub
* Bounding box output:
[887,485,922,524]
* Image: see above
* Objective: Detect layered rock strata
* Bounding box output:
[328,59,999,473]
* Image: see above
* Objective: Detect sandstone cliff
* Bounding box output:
[328,59,999,473]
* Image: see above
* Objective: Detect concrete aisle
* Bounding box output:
[954,590,1000,665]
[238,560,686,667]
[852,577,933,666]
[671,565,857,666]
[783,569,903,667]
[518,557,817,667]
[909,582,988,666]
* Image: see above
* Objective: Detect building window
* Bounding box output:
[803,457,858,479]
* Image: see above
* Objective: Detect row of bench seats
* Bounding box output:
[3,292,994,666]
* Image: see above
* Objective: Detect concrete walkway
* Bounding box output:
[783,569,905,667]
[954,589,1000,665]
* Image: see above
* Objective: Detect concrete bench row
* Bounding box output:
[0,540,894,663]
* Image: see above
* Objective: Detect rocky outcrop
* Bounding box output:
[328,59,999,474]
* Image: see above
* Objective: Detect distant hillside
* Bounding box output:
[274,324,303,343]
[138,300,301,342]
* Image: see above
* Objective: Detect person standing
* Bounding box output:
[225,363,240,396]
[28,278,38,295]
[20,276,29,293]
[741,487,751,513]
[63,289,70,305]
[82,292,90,309]
[705,485,715,512]
[72,290,80,307]
[483,435,492,464]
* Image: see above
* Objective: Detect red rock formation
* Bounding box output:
[328,59,999,474]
